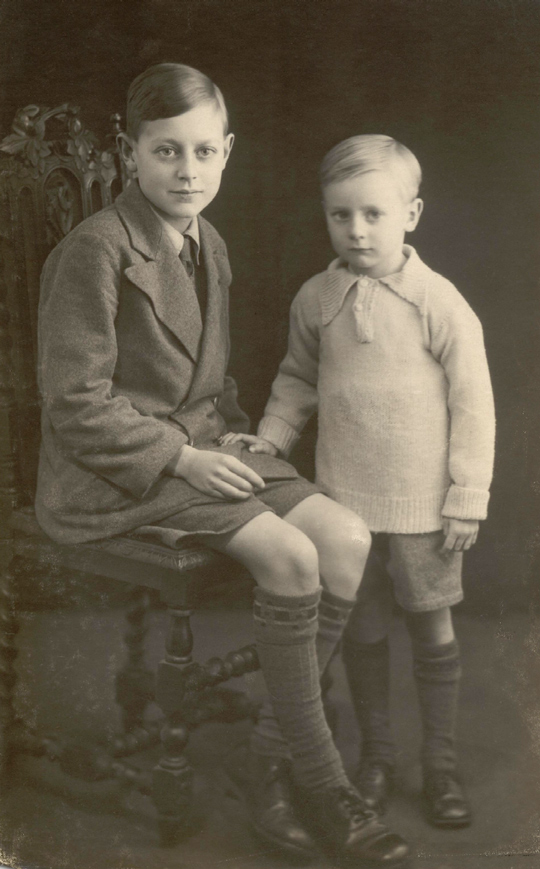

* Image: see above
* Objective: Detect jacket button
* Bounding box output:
[213,396,219,407]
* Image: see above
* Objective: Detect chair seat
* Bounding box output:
[10,506,239,606]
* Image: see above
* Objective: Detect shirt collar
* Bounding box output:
[149,206,200,263]
[320,245,429,326]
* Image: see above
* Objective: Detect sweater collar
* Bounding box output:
[320,245,430,326]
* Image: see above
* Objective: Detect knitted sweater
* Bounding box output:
[258,246,495,533]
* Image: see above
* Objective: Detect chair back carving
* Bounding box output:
[0,105,125,512]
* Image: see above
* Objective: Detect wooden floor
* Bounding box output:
[1,605,539,869]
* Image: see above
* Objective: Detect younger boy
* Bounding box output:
[36,72,409,865]
[229,134,495,827]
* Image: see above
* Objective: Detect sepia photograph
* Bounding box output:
[0,1,539,868]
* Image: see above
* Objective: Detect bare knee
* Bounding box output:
[266,529,320,595]
[221,513,320,596]
[319,512,372,599]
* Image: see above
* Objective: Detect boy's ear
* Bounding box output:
[223,133,234,166]
[117,133,138,174]
[406,198,423,232]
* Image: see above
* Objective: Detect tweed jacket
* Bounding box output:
[35,182,261,543]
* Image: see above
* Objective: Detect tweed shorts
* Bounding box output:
[356,531,464,613]
[130,444,320,548]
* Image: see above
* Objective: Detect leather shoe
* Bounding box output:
[355,760,394,815]
[295,782,410,866]
[224,748,318,862]
[423,771,472,828]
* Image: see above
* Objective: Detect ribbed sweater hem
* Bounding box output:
[322,486,447,534]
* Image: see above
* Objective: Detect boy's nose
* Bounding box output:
[349,218,366,239]
[177,155,197,181]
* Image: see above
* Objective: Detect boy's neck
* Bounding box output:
[347,247,409,281]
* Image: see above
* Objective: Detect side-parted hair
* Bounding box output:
[321,134,422,202]
[126,63,229,139]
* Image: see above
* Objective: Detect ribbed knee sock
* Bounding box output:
[412,638,461,773]
[251,589,355,761]
[342,635,395,767]
[251,586,350,790]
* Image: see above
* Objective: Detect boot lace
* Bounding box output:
[333,785,374,824]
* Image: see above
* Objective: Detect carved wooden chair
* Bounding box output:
[0,104,260,846]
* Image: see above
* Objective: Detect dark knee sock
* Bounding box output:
[251,586,349,789]
[342,635,395,767]
[412,638,461,773]
[251,589,355,760]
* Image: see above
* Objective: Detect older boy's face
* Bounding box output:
[323,171,422,278]
[127,103,233,231]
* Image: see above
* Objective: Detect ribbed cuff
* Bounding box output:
[442,485,490,520]
[257,415,300,458]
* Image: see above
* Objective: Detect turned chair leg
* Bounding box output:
[153,605,195,846]
[0,554,20,778]
[115,586,154,733]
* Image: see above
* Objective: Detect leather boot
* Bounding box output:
[224,747,318,862]
[423,770,472,828]
[355,760,395,815]
[295,782,410,866]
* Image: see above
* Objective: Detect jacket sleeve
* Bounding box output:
[429,290,496,520]
[258,284,320,457]
[38,231,188,499]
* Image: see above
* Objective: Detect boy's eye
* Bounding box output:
[197,147,216,158]
[332,211,349,222]
[366,209,382,221]
[157,147,176,158]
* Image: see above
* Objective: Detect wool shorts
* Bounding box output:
[357,531,464,613]
[129,445,320,548]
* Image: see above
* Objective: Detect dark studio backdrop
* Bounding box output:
[1,0,539,613]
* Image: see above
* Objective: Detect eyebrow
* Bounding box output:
[150,137,219,147]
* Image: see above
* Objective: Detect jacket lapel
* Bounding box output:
[116,183,203,362]
[186,218,229,400]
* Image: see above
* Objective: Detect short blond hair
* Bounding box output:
[321,134,422,202]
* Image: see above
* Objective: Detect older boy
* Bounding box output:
[229,134,495,828]
[36,70,409,866]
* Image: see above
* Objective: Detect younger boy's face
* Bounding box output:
[323,170,423,279]
[123,103,233,232]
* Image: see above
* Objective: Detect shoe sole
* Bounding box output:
[223,770,318,864]
[427,815,472,829]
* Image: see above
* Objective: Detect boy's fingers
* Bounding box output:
[224,457,265,489]
[442,533,457,552]
[212,480,250,501]
[219,433,237,445]
[248,443,275,454]
[213,481,251,500]
[218,469,254,493]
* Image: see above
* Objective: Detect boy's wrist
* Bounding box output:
[442,484,490,522]
[257,415,299,457]
[164,444,194,477]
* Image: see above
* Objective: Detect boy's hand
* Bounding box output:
[441,518,479,552]
[172,445,265,500]
[218,432,279,456]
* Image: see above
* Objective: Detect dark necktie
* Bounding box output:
[179,234,207,320]
[179,234,195,278]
